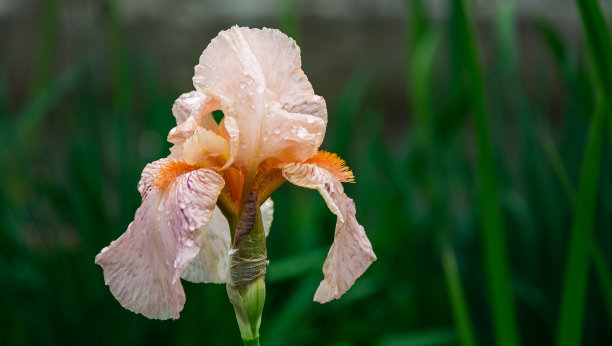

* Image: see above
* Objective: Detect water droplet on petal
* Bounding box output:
[307,117,314,124]
[179,202,186,209]
[297,127,308,139]
[273,128,280,135]
[185,239,195,246]
[239,83,245,89]
[256,85,264,94]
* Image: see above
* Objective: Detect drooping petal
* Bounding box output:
[282,160,376,303]
[193,26,327,171]
[95,158,225,319]
[181,207,231,283]
[182,198,274,283]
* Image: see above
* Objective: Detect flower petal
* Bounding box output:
[181,207,231,283]
[168,91,221,159]
[193,26,327,171]
[95,158,225,319]
[181,198,274,283]
[282,161,376,303]
[182,126,230,166]
[261,198,274,236]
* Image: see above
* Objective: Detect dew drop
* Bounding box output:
[273,128,280,135]
[185,239,195,246]
[243,70,248,75]
[179,202,186,209]
[297,127,308,139]
[239,83,245,89]
[307,117,314,124]
[256,85,264,94]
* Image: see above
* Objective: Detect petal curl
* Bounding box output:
[193,26,327,171]
[168,91,221,159]
[282,161,376,303]
[95,158,225,319]
[181,198,274,283]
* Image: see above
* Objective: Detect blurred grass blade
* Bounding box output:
[456,1,520,345]
[277,0,300,43]
[556,99,605,346]
[266,248,326,282]
[540,124,612,328]
[591,239,612,326]
[556,0,612,344]
[442,247,478,346]
[575,0,612,100]
[15,59,85,153]
[410,31,440,151]
[30,0,61,96]
[378,328,457,346]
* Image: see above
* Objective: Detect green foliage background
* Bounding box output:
[1,0,611,345]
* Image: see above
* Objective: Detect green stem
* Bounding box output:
[227,191,267,345]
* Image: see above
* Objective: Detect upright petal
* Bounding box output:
[168,91,221,159]
[193,26,327,171]
[95,158,225,319]
[182,198,274,283]
[282,160,376,303]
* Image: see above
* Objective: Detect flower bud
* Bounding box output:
[227,276,266,345]
[227,191,267,345]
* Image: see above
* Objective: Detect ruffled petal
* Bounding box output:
[95,158,225,319]
[193,26,327,171]
[182,198,274,283]
[282,162,376,303]
[168,91,221,159]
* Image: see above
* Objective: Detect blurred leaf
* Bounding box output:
[455,1,520,345]
[378,328,457,346]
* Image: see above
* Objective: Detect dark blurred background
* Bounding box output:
[1,0,611,345]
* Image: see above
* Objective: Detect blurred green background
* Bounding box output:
[1,0,611,345]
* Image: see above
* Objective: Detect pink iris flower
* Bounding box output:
[95,26,376,320]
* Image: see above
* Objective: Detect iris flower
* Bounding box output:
[95,27,376,330]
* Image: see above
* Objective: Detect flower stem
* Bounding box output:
[227,191,267,345]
